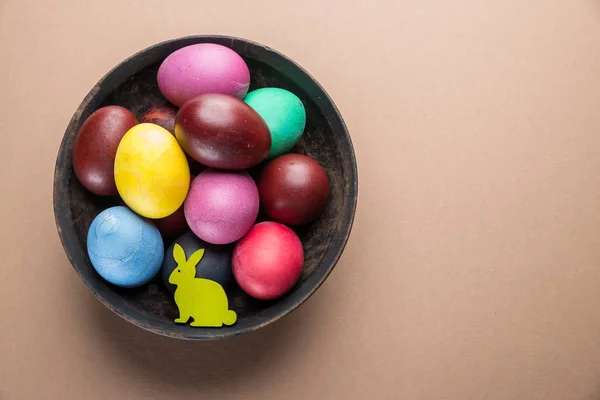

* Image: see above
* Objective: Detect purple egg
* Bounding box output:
[157,43,250,107]
[184,169,259,245]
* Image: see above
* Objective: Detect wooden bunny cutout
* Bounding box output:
[169,243,237,327]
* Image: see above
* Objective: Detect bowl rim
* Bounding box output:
[53,34,358,340]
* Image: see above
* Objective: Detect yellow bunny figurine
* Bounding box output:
[169,243,237,327]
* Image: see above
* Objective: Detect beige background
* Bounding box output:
[2,0,600,399]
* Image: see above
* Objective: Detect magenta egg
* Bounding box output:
[157,43,250,107]
[184,169,259,245]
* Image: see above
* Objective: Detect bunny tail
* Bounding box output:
[223,310,237,326]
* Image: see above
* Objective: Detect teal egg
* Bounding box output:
[244,88,306,158]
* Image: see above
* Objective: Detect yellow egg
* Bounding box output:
[115,123,190,219]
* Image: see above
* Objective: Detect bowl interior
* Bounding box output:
[54,36,357,339]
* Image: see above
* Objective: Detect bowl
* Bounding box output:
[53,35,358,340]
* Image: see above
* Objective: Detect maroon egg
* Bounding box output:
[153,174,195,243]
[258,154,330,225]
[175,93,271,170]
[153,206,188,244]
[72,106,138,196]
[141,104,177,134]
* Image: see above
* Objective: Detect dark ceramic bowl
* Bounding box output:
[53,35,357,340]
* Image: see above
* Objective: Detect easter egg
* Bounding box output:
[72,105,138,196]
[258,154,330,225]
[161,232,233,294]
[184,169,259,245]
[232,222,304,300]
[244,88,306,158]
[157,43,250,106]
[141,104,177,134]
[114,123,190,219]
[175,94,271,170]
[87,206,164,287]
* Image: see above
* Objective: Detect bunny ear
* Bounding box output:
[173,244,187,264]
[187,248,205,269]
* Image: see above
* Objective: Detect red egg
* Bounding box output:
[141,104,177,134]
[72,106,138,196]
[258,154,330,225]
[175,93,271,170]
[232,222,304,300]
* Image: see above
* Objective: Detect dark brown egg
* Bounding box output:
[152,205,188,245]
[175,94,271,170]
[258,154,330,225]
[141,104,177,134]
[152,174,195,244]
[72,106,138,196]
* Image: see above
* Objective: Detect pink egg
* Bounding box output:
[232,222,304,300]
[184,169,259,245]
[157,43,250,106]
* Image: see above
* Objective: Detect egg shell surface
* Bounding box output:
[258,153,330,225]
[114,123,190,219]
[87,206,164,288]
[141,104,178,134]
[72,106,138,196]
[161,231,233,294]
[175,93,271,170]
[244,88,306,158]
[232,222,304,300]
[184,169,259,245]
[157,43,250,107]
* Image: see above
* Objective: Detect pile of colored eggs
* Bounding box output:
[76,43,330,301]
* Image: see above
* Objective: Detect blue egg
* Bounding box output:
[87,206,164,287]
